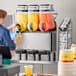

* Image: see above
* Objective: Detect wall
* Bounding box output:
[0,0,76,42]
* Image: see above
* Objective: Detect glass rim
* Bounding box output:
[24,65,33,68]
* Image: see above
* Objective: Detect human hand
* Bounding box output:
[7,24,16,31]
[10,50,15,57]
[71,43,76,48]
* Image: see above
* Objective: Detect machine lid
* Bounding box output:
[39,4,54,12]
[28,4,39,12]
[17,5,28,11]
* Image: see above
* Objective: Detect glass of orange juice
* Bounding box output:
[24,65,33,76]
[59,49,74,62]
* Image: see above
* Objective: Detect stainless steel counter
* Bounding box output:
[0,64,20,76]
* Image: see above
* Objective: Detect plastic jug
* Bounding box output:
[39,4,56,32]
[28,5,39,32]
[58,49,74,76]
[16,5,28,32]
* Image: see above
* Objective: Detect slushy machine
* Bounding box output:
[15,4,57,61]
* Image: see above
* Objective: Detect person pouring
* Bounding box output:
[0,9,16,57]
